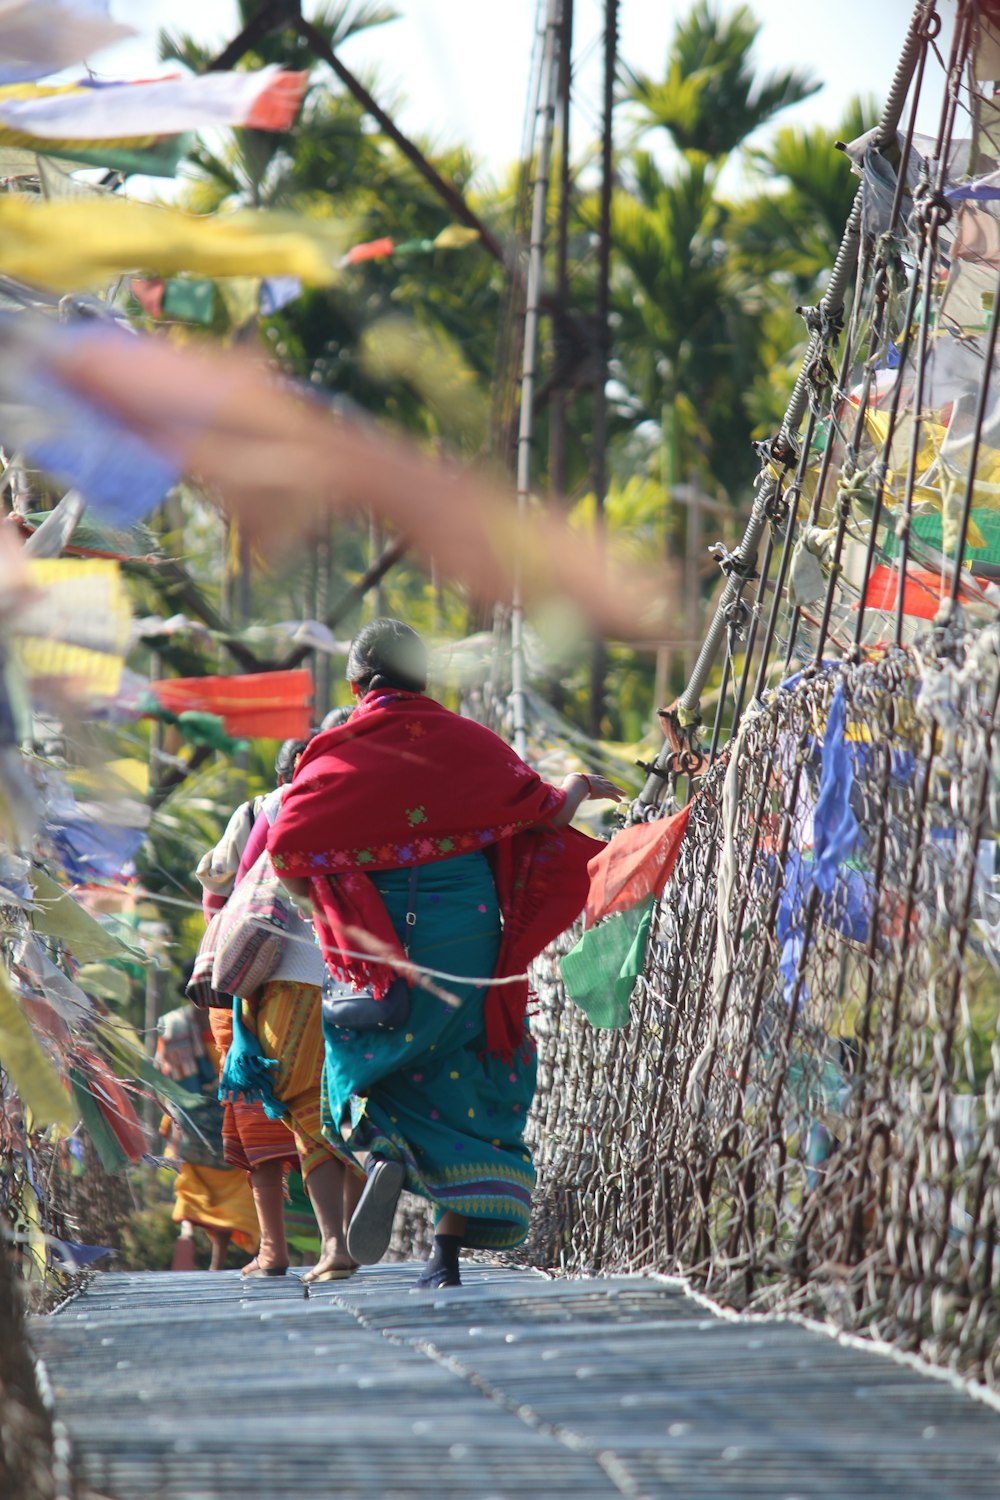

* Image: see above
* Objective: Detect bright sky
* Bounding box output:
[93,0,943,187]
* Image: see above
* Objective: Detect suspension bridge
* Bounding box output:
[10,0,1000,1496]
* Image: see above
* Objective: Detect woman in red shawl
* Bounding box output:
[269,619,621,1288]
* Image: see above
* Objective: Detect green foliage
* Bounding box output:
[572,475,669,557]
[729,96,878,299]
[159,1,397,76]
[606,149,762,496]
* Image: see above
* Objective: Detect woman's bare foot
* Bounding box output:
[301,1242,358,1283]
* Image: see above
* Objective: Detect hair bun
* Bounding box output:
[347,618,427,694]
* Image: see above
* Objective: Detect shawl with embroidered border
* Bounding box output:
[267,690,601,1057]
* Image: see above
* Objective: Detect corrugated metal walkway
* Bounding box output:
[31,1265,1000,1499]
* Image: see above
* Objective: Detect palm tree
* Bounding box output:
[159,0,396,77]
[627,0,818,160]
[730,96,881,433]
[610,1,820,501]
[729,96,878,301]
[607,149,760,497]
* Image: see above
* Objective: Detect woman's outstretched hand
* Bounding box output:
[550,771,626,827]
[574,773,625,803]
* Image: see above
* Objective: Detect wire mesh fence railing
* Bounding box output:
[526,652,1000,1385]
[509,0,1000,1391]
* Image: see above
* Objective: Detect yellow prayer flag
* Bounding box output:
[0,195,350,293]
[107,759,150,795]
[216,276,261,328]
[17,558,130,697]
[16,1176,48,1282]
[0,968,77,1129]
[17,638,124,696]
[23,558,131,650]
[433,224,480,250]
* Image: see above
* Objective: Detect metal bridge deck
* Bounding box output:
[31,1265,1000,1499]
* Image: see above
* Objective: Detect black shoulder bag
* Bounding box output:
[320,866,418,1032]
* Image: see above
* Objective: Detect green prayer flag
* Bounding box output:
[69,1068,129,1173]
[75,962,131,1006]
[162,277,217,325]
[43,135,192,179]
[559,895,654,1029]
[30,867,138,962]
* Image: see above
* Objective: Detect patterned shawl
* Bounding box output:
[267,690,600,1057]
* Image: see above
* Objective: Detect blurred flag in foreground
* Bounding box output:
[2,317,675,640]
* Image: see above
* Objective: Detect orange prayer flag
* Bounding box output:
[243,70,308,131]
[584,803,691,927]
[152,669,313,740]
[40,328,677,640]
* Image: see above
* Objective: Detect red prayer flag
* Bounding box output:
[152,669,313,739]
[862,564,987,621]
[75,1046,147,1164]
[345,236,396,265]
[584,803,691,927]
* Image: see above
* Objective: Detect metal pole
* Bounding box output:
[587,0,617,738]
[636,0,935,807]
[511,0,563,760]
[549,0,574,494]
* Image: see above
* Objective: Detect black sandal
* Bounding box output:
[346,1158,406,1265]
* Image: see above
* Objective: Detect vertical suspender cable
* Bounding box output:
[511,0,563,761]
[634,0,937,809]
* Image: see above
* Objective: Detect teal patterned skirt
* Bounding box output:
[321,849,536,1250]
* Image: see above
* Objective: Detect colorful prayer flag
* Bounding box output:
[150,669,314,740]
[433,225,480,249]
[862,563,990,621]
[344,235,396,265]
[0,324,182,522]
[0,967,77,1128]
[0,67,307,140]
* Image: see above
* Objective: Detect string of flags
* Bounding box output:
[341,223,481,266]
[126,227,481,328]
[0,8,502,1280]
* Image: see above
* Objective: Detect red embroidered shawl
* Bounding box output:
[267,691,601,1056]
